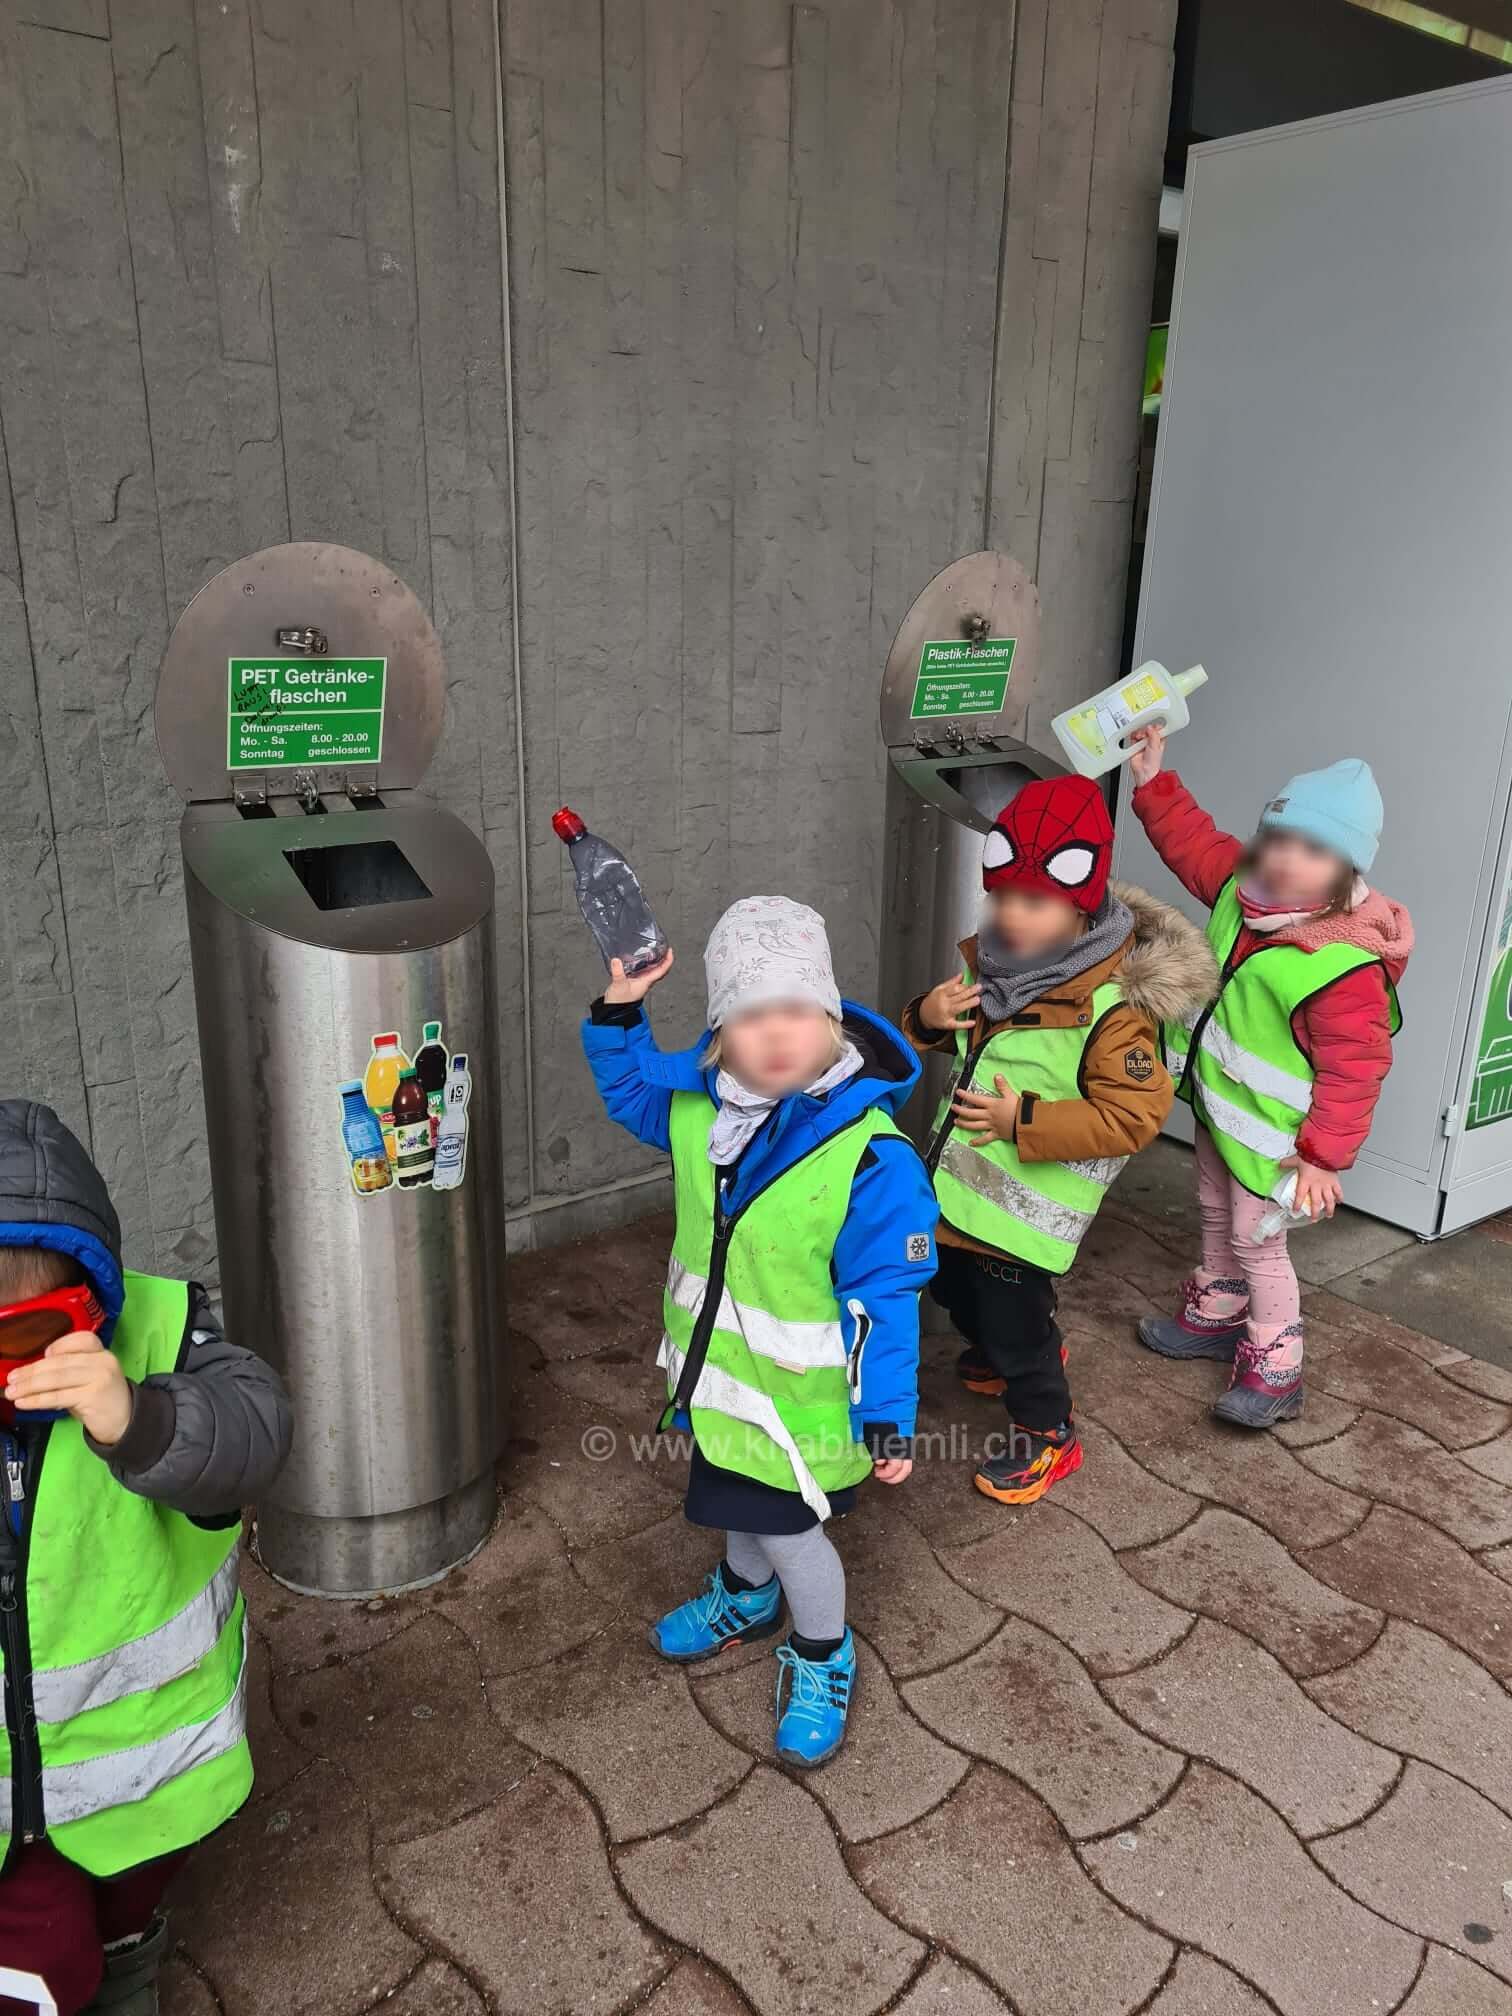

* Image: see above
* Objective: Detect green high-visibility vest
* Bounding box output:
[929,974,1129,1275]
[0,1273,251,1877]
[1165,877,1401,1197]
[662,1091,905,1519]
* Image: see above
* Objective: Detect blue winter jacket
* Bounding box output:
[581,999,939,1441]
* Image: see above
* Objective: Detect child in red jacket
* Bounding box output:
[1128,729,1413,1427]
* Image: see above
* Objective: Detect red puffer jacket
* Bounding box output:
[1131,771,1414,1172]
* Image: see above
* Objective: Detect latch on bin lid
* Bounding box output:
[154,542,446,805]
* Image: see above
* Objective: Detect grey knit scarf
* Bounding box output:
[974,892,1133,1023]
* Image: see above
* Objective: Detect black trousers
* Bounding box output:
[929,1243,1072,1434]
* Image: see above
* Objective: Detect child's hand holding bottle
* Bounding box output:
[603,948,675,1006]
[1278,1154,1344,1222]
[1129,721,1166,787]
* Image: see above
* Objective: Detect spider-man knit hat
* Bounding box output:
[981,774,1113,915]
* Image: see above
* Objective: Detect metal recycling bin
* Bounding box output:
[879,552,1080,1152]
[155,543,503,1597]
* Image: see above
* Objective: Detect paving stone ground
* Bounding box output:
[165,1197,1512,2016]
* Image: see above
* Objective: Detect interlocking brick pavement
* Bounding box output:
[162,1202,1512,2015]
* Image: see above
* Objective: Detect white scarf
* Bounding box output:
[707,1041,864,1164]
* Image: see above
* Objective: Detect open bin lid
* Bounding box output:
[156,543,446,803]
[879,550,1042,758]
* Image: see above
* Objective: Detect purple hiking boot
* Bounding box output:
[1212,1329,1304,1428]
[1137,1276,1247,1362]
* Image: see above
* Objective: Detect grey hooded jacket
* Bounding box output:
[0,1100,291,1519]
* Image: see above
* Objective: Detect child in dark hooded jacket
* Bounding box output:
[0,1100,291,2016]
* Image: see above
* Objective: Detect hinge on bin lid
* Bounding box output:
[1441,1103,1462,1138]
[233,776,267,809]
[276,625,328,655]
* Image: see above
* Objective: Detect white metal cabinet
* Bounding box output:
[1112,77,1512,1235]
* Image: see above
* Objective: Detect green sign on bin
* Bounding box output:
[909,637,1016,719]
[227,658,387,770]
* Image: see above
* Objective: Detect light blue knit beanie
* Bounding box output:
[1259,758,1382,872]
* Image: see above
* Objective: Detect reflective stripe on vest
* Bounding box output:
[30,1553,242,1727]
[1183,1073,1298,1164]
[665,1258,846,1371]
[929,976,1127,1273]
[658,1335,831,1520]
[46,1620,246,1831]
[1171,1009,1315,1111]
[936,1138,1121,1250]
[0,1616,248,1836]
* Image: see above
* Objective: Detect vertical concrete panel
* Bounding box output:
[193,0,288,552]
[113,3,247,616]
[251,0,384,551]
[0,0,525,1261]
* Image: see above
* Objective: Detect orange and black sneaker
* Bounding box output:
[956,1348,1007,1397]
[956,1343,1069,1398]
[974,1422,1082,1505]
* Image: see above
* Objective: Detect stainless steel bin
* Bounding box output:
[879,551,1074,1151]
[156,543,503,1597]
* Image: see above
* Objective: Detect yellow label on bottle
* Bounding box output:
[1120,671,1165,713]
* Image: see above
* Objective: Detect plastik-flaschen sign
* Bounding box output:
[227,657,386,770]
[909,637,1016,720]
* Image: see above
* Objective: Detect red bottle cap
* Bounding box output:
[551,806,586,842]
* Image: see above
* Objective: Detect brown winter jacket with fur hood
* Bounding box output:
[902,884,1218,1256]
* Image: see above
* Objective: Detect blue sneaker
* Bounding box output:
[774,1629,856,1767]
[649,1566,783,1662]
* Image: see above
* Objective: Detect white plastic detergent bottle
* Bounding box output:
[1051,661,1208,779]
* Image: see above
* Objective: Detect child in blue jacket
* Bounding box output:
[582,895,937,1766]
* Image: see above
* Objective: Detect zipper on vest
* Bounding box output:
[924,1036,992,1175]
[669,1119,870,1418]
[1173,924,1252,1101]
[0,1425,48,1851]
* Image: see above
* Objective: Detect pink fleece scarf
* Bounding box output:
[1238,875,1369,935]
[1238,877,1415,974]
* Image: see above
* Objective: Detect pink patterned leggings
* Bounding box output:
[1188,1124,1304,1374]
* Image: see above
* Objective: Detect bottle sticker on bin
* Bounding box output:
[228,657,387,770]
[908,638,1015,720]
[339,1024,472,1198]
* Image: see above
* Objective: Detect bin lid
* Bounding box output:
[156,543,446,802]
[879,551,1041,755]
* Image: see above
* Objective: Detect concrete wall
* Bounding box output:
[0,0,1174,1276]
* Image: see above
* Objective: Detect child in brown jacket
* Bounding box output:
[902,775,1216,1502]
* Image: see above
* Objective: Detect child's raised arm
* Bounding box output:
[581,949,679,1151]
[1129,724,1245,909]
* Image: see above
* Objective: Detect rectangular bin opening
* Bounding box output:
[284,838,432,912]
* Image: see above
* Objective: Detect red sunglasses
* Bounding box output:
[0,1283,104,1363]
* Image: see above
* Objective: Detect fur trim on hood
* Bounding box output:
[1111,881,1221,1025]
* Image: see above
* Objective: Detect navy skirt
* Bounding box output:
[683,1440,857,1535]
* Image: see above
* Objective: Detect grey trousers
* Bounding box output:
[725,1524,846,1641]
